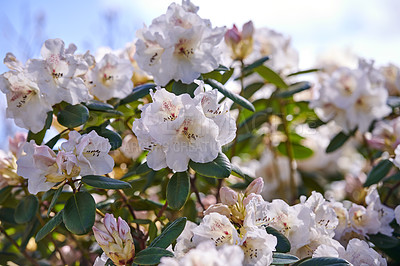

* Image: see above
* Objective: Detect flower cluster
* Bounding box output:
[0,133,26,189]
[311,59,391,133]
[134,1,225,86]
[132,81,236,172]
[16,130,114,194]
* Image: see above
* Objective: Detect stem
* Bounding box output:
[116,189,137,220]
[96,208,106,217]
[216,179,223,203]
[278,99,297,204]
[0,226,39,266]
[190,174,205,211]
[155,201,168,222]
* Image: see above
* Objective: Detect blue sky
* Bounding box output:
[1,0,400,147]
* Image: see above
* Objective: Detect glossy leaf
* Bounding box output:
[326,131,353,153]
[35,210,64,242]
[292,257,349,266]
[189,152,232,178]
[149,217,187,248]
[243,82,264,98]
[364,159,394,187]
[0,186,12,204]
[57,104,89,128]
[14,195,39,224]
[63,192,95,235]
[275,82,311,98]
[368,233,400,249]
[167,172,190,210]
[266,227,291,253]
[85,100,114,111]
[243,56,270,73]
[277,142,313,160]
[272,253,299,265]
[171,81,198,97]
[82,175,132,189]
[47,186,63,216]
[133,247,174,265]
[254,65,288,89]
[287,68,320,77]
[119,83,156,105]
[205,79,255,112]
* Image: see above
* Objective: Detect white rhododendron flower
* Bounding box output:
[0,53,53,133]
[87,53,134,101]
[192,213,240,246]
[27,38,91,106]
[342,238,387,266]
[135,1,225,85]
[160,241,244,266]
[395,205,400,225]
[348,203,380,236]
[17,130,114,194]
[239,227,276,266]
[394,144,400,169]
[311,60,391,133]
[132,85,236,172]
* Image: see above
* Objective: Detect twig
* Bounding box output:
[0,226,39,266]
[216,179,223,203]
[190,175,205,211]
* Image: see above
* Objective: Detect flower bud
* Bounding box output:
[224,25,241,47]
[243,193,264,207]
[241,21,254,40]
[245,177,264,196]
[220,187,238,206]
[204,203,231,217]
[224,21,254,60]
[93,214,135,266]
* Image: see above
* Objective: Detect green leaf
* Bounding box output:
[238,109,272,134]
[167,172,190,210]
[272,253,299,265]
[242,82,265,99]
[35,210,64,242]
[189,152,232,178]
[0,186,12,204]
[231,164,254,183]
[45,133,62,149]
[148,222,158,242]
[20,217,40,250]
[149,217,187,248]
[82,175,132,189]
[133,247,174,265]
[85,100,114,111]
[123,162,152,178]
[171,81,198,97]
[27,111,53,144]
[326,131,352,153]
[254,65,288,89]
[205,79,255,112]
[214,65,230,71]
[364,159,394,187]
[0,208,17,224]
[275,82,311,98]
[57,104,89,128]
[292,257,350,266]
[368,233,400,249]
[47,186,63,216]
[277,142,314,160]
[243,56,270,73]
[14,195,39,224]
[266,227,291,253]
[63,192,95,235]
[287,68,320,77]
[221,67,234,84]
[119,83,156,105]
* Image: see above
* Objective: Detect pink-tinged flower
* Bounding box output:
[225,21,254,60]
[220,187,238,206]
[245,177,264,196]
[204,203,231,217]
[8,132,27,158]
[92,214,135,266]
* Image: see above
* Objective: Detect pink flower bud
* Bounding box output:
[204,203,231,217]
[241,21,254,40]
[245,177,264,195]
[104,213,118,234]
[220,187,238,206]
[118,217,130,241]
[92,226,113,246]
[224,25,241,46]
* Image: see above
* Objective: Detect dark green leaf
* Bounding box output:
[205,79,255,112]
[148,222,158,243]
[20,217,40,250]
[326,131,353,153]
[189,152,232,178]
[82,175,132,189]
[171,81,198,98]
[364,159,393,187]
[214,65,230,71]
[119,83,156,105]
[238,109,272,134]
[368,233,400,249]
[275,82,311,98]
[47,186,63,217]
[85,100,114,111]
[221,67,234,84]
[272,253,299,265]
[149,217,187,248]
[231,164,254,183]
[133,247,174,265]
[57,104,89,128]
[243,56,270,73]
[36,210,64,242]
[287,68,320,77]
[277,142,314,160]
[243,82,265,98]
[14,195,39,224]
[292,257,350,266]
[45,133,62,149]
[63,192,95,235]
[0,208,17,224]
[123,162,152,178]
[167,172,190,210]
[0,186,12,204]
[27,111,53,144]
[266,227,291,253]
[254,65,288,89]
